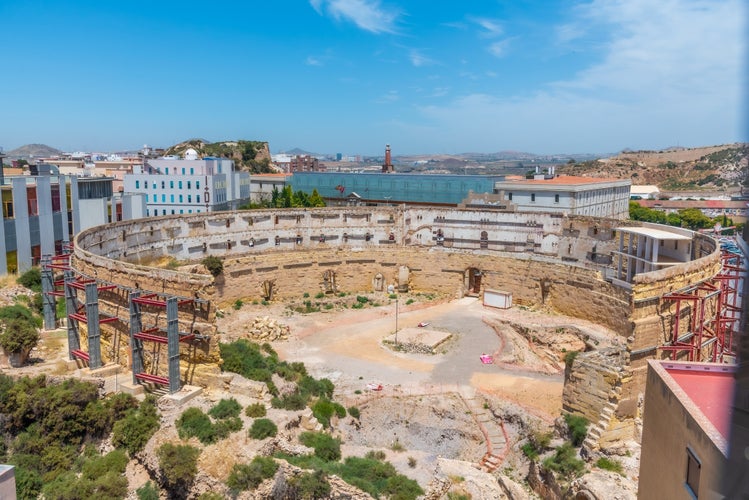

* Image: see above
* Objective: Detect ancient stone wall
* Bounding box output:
[72,207,719,404]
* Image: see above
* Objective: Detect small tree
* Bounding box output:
[227,456,279,494]
[17,268,42,292]
[157,443,200,489]
[0,318,39,355]
[248,418,277,439]
[201,256,224,277]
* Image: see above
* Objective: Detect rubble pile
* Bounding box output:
[243,316,290,342]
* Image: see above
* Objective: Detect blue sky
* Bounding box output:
[1,0,746,155]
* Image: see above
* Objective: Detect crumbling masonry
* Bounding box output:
[50,206,732,447]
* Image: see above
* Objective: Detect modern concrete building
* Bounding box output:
[290,171,631,219]
[639,360,733,500]
[289,172,503,206]
[249,173,289,204]
[0,464,15,500]
[493,174,631,219]
[123,155,250,216]
[0,174,145,274]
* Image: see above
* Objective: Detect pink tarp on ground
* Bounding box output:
[480,354,494,364]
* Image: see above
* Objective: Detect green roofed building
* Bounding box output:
[289,172,502,206]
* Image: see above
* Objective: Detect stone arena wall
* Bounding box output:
[72,207,719,409]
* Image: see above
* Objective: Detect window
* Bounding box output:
[197,195,201,203]
[531,193,536,202]
[161,194,166,202]
[190,168,194,175]
[555,194,560,203]
[181,168,185,175]
[196,181,200,189]
[161,181,165,189]
[170,181,174,188]
[162,209,166,215]
[508,192,512,201]
[179,194,183,202]
[135,180,140,189]
[686,448,701,497]
[179,181,183,189]
[180,209,184,214]
[171,209,175,214]
[187,181,191,189]
[152,182,156,189]
[188,195,192,203]
[170,194,174,202]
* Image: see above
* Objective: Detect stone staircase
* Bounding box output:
[459,389,508,473]
[582,371,624,455]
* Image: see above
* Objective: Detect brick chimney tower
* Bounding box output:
[382,144,394,173]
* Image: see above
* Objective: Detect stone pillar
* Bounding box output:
[129,291,144,385]
[167,297,181,394]
[40,256,56,330]
[64,270,81,358]
[84,282,102,369]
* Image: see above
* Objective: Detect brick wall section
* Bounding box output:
[72,207,719,401]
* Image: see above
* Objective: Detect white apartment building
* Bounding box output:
[493,174,632,219]
[123,152,250,216]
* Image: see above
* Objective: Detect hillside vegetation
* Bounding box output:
[164,138,274,174]
[557,143,748,191]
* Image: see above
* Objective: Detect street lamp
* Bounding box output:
[395,293,399,345]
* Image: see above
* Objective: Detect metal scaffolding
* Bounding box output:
[660,249,745,363]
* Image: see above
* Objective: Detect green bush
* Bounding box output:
[596,456,624,475]
[564,350,579,370]
[213,417,243,439]
[348,406,360,419]
[356,295,368,304]
[136,481,160,500]
[271,392,308,411]
[245,403,267,418]
[233,299,243,310]
[312,399,337,428]
[249,418,278,439]
[383,474,423,499]
[176,407,216,444]
[111,395,160,456]
[521,429,553,461]
[543,442,585,479]
[365,450,386,461]
[288,469,331,499]
[209,398,242,420]
[227,456,279,494]
[564,414,589,447]
[18,268,42,292]
[0,317,40,355]
[201,256,224,277]
[299,431,341,462]
[157,443,200,487]
[315,292,325,299]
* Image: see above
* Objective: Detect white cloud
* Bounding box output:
[408,0,746,152]
[377,90,399,103]
[469,16,503,38]
[409,49,435,67]
[306,56,322,66]
[488,40,510,57]
[311,0,399,34]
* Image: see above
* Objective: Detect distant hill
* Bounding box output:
[164,138,275,173]
[557,143,748,192]
[285,148,315,156]
[5,144,62,159]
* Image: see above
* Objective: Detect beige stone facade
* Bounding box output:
[71,206,721,437]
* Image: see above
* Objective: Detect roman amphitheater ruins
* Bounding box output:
[53,205,739,453]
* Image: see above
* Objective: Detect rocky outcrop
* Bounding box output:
[567,470,637,500]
